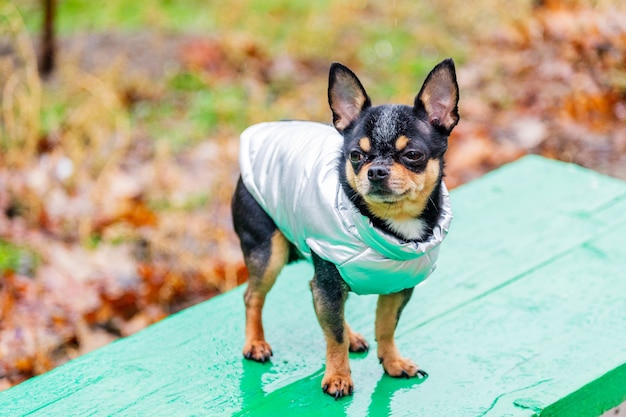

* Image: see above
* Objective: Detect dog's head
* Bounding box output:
[329,59,459,235]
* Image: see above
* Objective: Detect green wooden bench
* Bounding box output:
[1,155,625,416]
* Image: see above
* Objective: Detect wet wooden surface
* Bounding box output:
[1,155,625,416]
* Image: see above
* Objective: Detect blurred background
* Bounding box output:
[1,0,625,390]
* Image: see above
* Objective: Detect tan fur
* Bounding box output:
[395,135,410,151]
[376,293,420,377]
[321,328,353,396]
[345,160,358,191]
[346,323,369,352]
[358,137,371,153]
[349,158,440,221]
[242,231,289,360]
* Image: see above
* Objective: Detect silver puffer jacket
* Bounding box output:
[239,121,452,295]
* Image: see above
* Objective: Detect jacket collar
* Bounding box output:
[336,182,452,261]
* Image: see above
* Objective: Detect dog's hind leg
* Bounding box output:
[232,178,289,362]
[346,323,369,353]
[375,287,427,378]
[242,231,288,362]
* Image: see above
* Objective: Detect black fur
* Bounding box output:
[310,252,349,344]
[232,178,277,264]
[232,178,301,268]
[394,287,415,325]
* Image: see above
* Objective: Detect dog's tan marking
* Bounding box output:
[345,161,357,190]
[346,323,369,353]
[355,158,440,221]
[243,231,289,361]
[346,160,375,192]
[358,137,371,153]
[321,327,353,397]
[376,293,420,377]
[395,135,410,151]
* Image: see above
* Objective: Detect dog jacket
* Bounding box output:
[239,121,452,295]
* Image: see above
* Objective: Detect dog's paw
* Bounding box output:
[380,357,428,379]
[321,373,354,399]
[242,340,273,363]
[348,330,369,353]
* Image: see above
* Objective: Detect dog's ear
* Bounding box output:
[328,63,371,132]
[414,58,459,134]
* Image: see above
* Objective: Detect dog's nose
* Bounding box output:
[367,166,389,182]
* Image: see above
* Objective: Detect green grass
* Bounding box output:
[0,240,38,275]
[18,0,463,68]
[19,0,215,34]
[189,84,248,131]
[14,0,468,152]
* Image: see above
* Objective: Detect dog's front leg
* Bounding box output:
[376,287,427,378]
[310,253,352,398]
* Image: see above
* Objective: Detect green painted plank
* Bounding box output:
[414,155,626,330]
[540,363,626,417]
[230,229,626,417]
[401,217,626,417]
[1,155,626,416]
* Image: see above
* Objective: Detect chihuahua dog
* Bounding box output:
[232,59,459,398]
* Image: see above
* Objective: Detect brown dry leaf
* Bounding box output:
[455,0,626,178]
[75,320,118,356]
[181,38,227,76]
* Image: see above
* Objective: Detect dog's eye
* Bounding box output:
[349,150,364,163]
[403,151,425,163]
